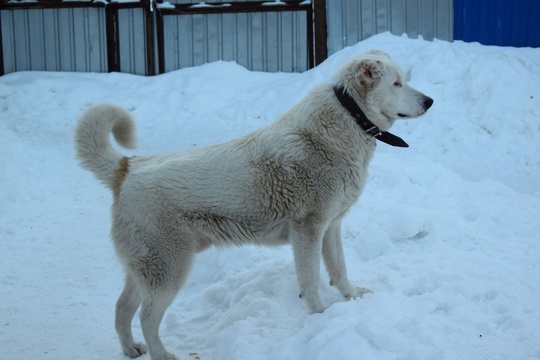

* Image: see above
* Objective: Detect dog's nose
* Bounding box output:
[423,97,434,110]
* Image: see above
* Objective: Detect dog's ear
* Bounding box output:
[359,59,386,88]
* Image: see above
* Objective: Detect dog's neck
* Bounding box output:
[333,86,409,148]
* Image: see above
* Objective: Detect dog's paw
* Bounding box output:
[345,287,373,300]
[310,304,329,314]
[123,342,147,358]
[159,353,181,360]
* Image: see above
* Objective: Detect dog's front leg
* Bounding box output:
[290,223,326,313]
[322,220,372,300]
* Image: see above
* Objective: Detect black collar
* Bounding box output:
[333,86,409,148]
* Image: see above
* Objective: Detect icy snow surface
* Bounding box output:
[1,33,539,360]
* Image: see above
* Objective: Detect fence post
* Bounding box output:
[142,0,155,75]
[106,5,121,72]
[313,0,327,66]
[0,13,4,76]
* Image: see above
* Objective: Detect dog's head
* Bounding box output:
[333,50,433,130]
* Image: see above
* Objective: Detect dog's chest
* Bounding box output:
[331,146,374,209]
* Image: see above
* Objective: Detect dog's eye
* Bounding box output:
[394,81,402,87]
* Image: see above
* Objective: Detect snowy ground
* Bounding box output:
[1,33,539,360]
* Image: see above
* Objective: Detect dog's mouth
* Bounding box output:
[397,113,409,118]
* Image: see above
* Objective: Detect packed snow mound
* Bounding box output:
[1,33,539,360]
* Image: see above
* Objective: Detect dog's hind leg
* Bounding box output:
[138,246,195,360]
[322,219,372,300]
[116,272,147,358]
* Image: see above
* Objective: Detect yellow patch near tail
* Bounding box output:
[112,156,129,198]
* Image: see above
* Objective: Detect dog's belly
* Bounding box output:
[192,214,291,251]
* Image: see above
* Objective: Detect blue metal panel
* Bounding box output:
[454,0,540,47]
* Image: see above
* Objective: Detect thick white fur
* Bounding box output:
[74,50,432,360]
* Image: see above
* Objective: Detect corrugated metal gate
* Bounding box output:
[0,0,324,75]
[0,0,155,75]
[0,0,454,76]
[327,0,453,55]
[155,1,317,73]
[1,4,109,73]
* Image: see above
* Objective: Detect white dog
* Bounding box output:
[74,50,432,360]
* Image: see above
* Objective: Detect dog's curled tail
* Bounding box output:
[74,104,136,190]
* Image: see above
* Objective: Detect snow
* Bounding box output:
[156,1,175,10]
[189,2,232,8]
[1,33,539,360]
